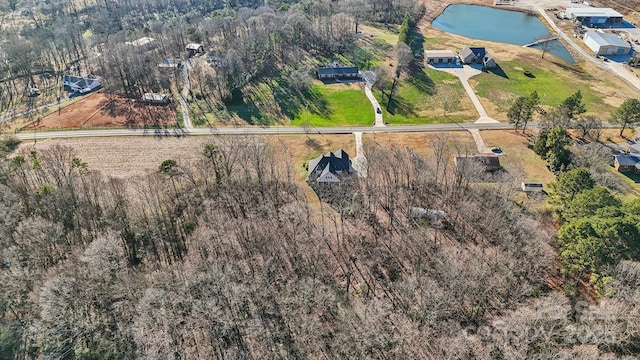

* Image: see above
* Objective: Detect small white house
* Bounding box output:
[584,31,631,56]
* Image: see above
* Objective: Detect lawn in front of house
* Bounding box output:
[290,82,374,127]
[373,67,478,125]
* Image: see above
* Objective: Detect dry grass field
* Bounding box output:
[25,93,177,130]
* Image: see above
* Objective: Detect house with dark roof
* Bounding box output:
[613,154,640,172]
[316,61,359,80]
[458,47,496,69]
[307,149,355,183]
[454,154,502,172]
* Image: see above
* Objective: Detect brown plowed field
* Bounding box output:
[27,93,176,129]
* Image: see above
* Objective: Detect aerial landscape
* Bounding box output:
[2,0,640,358]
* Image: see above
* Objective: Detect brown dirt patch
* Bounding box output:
[26,93,177,130]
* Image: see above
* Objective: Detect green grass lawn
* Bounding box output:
[372,67,477,125]
[360,24,399,46]
[472,60,614,115]
[290,83,374,127]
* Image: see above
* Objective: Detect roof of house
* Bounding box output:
[585,31,630,48]
[186,43,204,50]
[459,46,486,60]
[317,67,358,75]
[455,154,501,169]
[142,93,168,102]
[565,7,623,18]
[308,149,351,175]
[125,37,155,47]
[614,154,640,166]
[424,50,457,58]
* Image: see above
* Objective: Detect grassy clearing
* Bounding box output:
[363,131,477,156]
[373,66,477,124]
[360,24,399,47]
[290,83,373,127]
[480,130,556,185]
[471,59,614,116]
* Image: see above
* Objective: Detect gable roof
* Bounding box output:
[317,67,358,75]
[459,46,486,60]
[424,50,457,58]
[614,154,640,166]
[126,37,155,47]
[585,31,630,48]
[308,149,352,176]
[565,7,623,18]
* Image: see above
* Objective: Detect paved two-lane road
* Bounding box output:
[15,122,518,141]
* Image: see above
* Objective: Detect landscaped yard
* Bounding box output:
[290,83,374,127]
[373,67,478,125]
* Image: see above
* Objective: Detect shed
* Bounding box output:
[424,50,458,65]
[583,31,631,56]
[186,43,204,56]
[521,182,544,192]
[613,154,640,172]
[141,93,169,104]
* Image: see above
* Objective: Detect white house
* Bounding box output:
[424,50,458,65]
[583,31,631,56]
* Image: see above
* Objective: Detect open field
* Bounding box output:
[362,131,477,156]
[25,93,178,130]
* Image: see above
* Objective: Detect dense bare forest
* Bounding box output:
[0,135,638,359]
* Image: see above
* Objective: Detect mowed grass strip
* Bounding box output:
[291,83,374,127]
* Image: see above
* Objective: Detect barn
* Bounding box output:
[583,31,631,56]
[565,7,624,27]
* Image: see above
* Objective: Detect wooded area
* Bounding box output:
[0,134,638,359]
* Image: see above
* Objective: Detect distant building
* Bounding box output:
[126,37,156,51]
[186,43,205,56]
[141,93,169,104]
[583,31,631,56]
[454,154,502,172]
[63,74,102,94]
[307,149,355,183]
[458,46,497,68]
[613,154,640,172]
[316,61,359,80]
[424,50,458,65]
[521,182,544,192]
[158,58,182,69]
[564,7,624,27]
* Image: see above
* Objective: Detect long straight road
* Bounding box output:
[14,122,517,140]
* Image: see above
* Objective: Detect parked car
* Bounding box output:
[376,107,382,114]
[491,147,503,154]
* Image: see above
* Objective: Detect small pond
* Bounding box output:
[432,4,576,64]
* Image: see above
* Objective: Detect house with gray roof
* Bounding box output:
[316,61,359,80]
[458,46,496,69]
[307,149,355,183]
[63,74,102,94]
[583,31,631,56]
[613,154,640,172]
